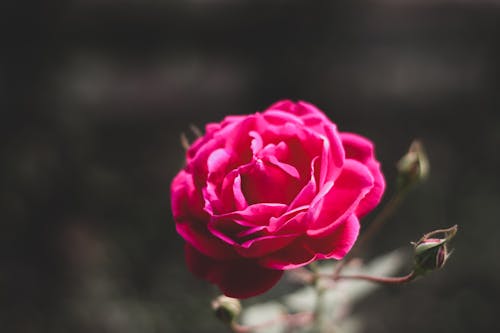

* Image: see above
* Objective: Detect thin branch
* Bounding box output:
[324,271,416,285]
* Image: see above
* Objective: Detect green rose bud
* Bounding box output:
[397,140,429,191]
[413,225,457,277]
[211,295,242,325]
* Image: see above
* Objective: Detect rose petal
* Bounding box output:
[265,99,296,113]
[241,158,302,205]
[217,170,248,213]
[356,160,385,217]
[306,214,360,259]
[307,159,374,237]
[214,203,287,226]
[208,204,298,257]
[237,226,267,238]
[220,116,256,157]
[185,244,284,299]
[259,141,288,160]
[287,156,319,210]
[207,148,232,180]
[188,137,225,187]
[341,132,386,217]
[262,109,305,126]
[266,155,300,179]
[340,132,374,163]
[268,206,309,233]
[235,233,298,258]
[171,170,206,221]
[266,100,328,121]
[232,174,247,211]
[296,101,329,118]
[259,215,360,269]
[208,203,288,245]
[249,131,263,155]
[322,122,345,181]
[176,222,238,260]
[258,239,316,270]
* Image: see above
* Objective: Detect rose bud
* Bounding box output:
[211,295,242,324]
[413,225,457,276]
[397,140,429,191]
[171,100,386,298]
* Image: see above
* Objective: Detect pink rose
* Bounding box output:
[171,100,385,298]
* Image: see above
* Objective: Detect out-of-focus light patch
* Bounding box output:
[55,53,250,117]
[357,51,484,97]
[327,48,486,104]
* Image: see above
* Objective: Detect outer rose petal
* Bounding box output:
[307,159,374,236]
[185,244,283,299]
[171,170,206,223]
[176,222,238,260]
[355,163,384,217]
[340,133,386,217]
[259,215,360,269]
[306,214,360,259]
[266,100,328,122]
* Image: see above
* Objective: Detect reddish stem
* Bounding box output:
[328,271,415,285]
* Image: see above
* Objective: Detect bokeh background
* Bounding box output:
[2,0,500,332]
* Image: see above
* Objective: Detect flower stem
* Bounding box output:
[327,271,416,285]
[309,262,326,333]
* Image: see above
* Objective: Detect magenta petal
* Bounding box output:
[307,159,374,237]
[266,99,295,113]
[171,170,206,221]
[296,100,329,118]
[268,206,308,233]
[235,234,298,258]
[237,226,267,238]
[241,159,302,205]
[232,174,247,211]
[219,170,249,213]
[207,203,288,246]
[259,240,316,270]
[340,132,386,218]
[266,155,300,179]
[306,215,360,260]
[259,215,360,268]
[262,109,305,126]
[185,244,284,299]
[215,203,287,226]
[207,148,231,179]
[188,135,225,186]
[219,116,256,161]
[249,131,263,155]
[171,170,192,219]
[288,156,319,210]
[356,160,385,218]
[340,132,374,163]
[176,222,237,260]
[322,123,345,180]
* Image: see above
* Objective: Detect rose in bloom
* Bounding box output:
[171,100,385,298]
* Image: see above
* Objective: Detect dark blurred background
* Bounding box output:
[2,0,500,332]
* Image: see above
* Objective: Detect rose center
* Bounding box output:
[240,157,302,205]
